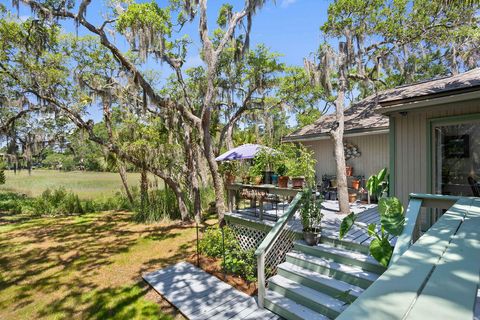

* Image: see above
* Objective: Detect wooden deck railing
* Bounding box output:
[254,191,303,308]
[338,195,480,320]
[389,193,461,266]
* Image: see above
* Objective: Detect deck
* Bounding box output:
[143,262,279,320]
[226,200,381,246]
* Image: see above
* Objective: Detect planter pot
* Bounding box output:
[271,174,279,185]
[225,173,236,185]
[346,166,353,176]
[262,171,274,184]
[352,179,360,190]
[291,177,305,189]
[242,176,250,184]
[330,179,337,188]
[278,176,289,188]
[254,176,263,185]
[348,193,357,203]
[303,228,321,246]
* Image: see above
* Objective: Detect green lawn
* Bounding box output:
[0,209,196,320]
[0,170,161,199]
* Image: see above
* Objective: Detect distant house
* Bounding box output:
[286,67,480,206]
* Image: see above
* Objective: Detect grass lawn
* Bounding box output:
[0,170,161,199]
[0,208,201,320]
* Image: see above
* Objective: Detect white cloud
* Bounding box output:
[281,0,297,8]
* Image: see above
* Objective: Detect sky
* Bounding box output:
[6,0,333,122]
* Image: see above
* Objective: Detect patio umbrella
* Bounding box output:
[215,144,274,161]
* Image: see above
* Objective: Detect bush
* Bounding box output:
[199,226,239,257]
[199,226,257,282]
[133,187,180,222]
[31,187,86,216]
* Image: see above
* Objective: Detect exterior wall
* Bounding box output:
[391,98,480,207]
[302,133,389,184]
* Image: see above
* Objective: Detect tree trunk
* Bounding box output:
[332,42,350,215]
[184,124,202,223]
[118,162,134,205]
[140,169,149,214]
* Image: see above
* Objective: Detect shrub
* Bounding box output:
[222,248,257,282]
[31,187,86,216]
[133,187,180,222]
[199,226,239,257]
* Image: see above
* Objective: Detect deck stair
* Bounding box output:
[264,237,386,319]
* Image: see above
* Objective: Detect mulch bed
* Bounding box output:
[186,254,257,296]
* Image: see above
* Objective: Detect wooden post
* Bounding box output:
[257,253,265,308]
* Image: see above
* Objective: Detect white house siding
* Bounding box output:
[392,98,480,207]
[301,133,389,184]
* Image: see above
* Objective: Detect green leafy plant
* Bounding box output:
[339,197,405,267]
[277,163,288,176]
[222,248,257,282]
[366,168,388,201]
[251,147,279,174]
[0,161,6,185]
[218,161,238,175]
[199,226,239,258]
[300,188,323,232]
[286,145,316,183]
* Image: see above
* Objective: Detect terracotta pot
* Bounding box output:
[346,166,353,176]
[348,193,357,203]
[254,176,263,185]
[352,179,360,190]
[225,173,236,184]
[278,176,289,188]
[303,228,321,246]
[291,177,305,189]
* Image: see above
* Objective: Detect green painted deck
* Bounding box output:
[143,262,279,320]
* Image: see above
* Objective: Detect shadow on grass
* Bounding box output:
[0,209,197,319]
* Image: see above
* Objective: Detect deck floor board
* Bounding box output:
[144,262,276,320]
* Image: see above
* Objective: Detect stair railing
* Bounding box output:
[389,193,461,266]
[255,191,303,308]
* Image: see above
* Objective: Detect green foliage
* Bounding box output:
[366,168,388,200]
[277,163,288,176]
[32,187,85,216]
[199,226,239,258]
[222,248,257,282]
[339,196,405,267]
[300,189,323,232]
[250,147,279,175]
[199,226,257,281]
[0,169,5,185]
[218,161,238,175]
[133,187,181,222]
[117,1,172,37]
[285,144,316,183]
[217,3,233,28]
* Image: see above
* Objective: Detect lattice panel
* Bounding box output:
[264,228,298,279]
[227,223,267,251]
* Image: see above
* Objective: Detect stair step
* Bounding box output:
[286,251,379,289]
[264,290,329,320]
[268,275,347,318]
[319,236,370,255]
[294,241,386,274]
[277,262,363,302]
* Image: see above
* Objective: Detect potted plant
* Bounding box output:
[286,145,316,189]
[300,188,323,246]
[348,193,357,203]
[252,148,277,184]
[219,161,238,184]
[346,165,353,176]
[277,163,289,188]
[352,178,360,190]
[366,168,388,203]
[248,165,263,185]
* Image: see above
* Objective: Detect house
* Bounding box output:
[287,67,480,206]
[284,95,390,183]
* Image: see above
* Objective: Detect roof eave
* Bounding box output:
[283,126,389,142]
[377,86,480,115]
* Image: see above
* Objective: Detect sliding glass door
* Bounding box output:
[433,118,480,197]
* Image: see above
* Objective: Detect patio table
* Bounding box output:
[226,183,300,220]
